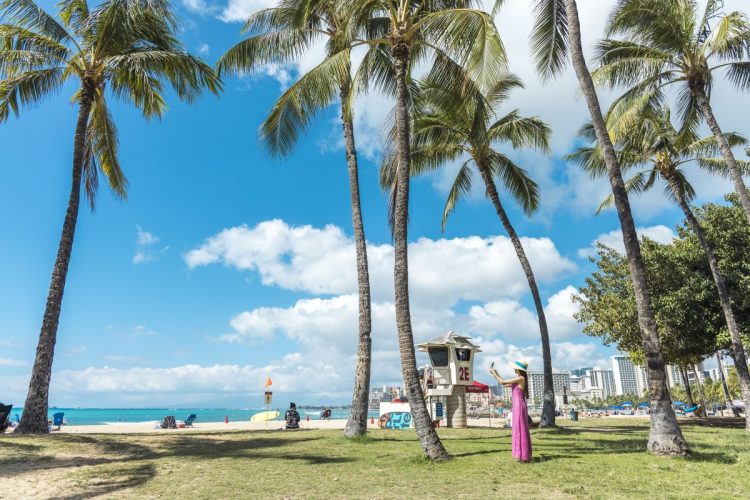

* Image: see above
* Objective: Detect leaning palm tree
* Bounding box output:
[381,72,559,426]
[504,0,689,454]
[592,0,750,225]
[569,108,750,430]
[0,0,220,434]
[217,0,374,439]
[348,0,507,460]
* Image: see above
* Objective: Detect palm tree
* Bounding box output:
[350,0,507,460]
[0,0,220,434]
[569,107,750,432]
[512,0,690,454]
[381,72,559,426]
[217,0,374,439]
[592,0,750,225]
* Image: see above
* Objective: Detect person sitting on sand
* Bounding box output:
[285,402,300,430]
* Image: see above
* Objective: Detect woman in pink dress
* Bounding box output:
[490,360,532,462]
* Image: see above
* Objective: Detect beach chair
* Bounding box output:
[160,415,177,429]
[184,414,197,427]
[0,403,12,433]
[52,412,65,431]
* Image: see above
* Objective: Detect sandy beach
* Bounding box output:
[3,416,519,434]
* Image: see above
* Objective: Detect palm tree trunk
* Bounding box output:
[667,175,750,430]
[391,38,450,461]
[340,77,373,439]
[692,365,708,419]
[680,368,695,408]
[691,85,750,224]
[716,352,740,417]
[477,163,555,427]
[16,86,94,434]
[563,0,688,455]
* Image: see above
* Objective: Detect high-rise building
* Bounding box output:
[527,370,571,407]
[571,367,593,377]
[634,364,649,395]
[611,355,639,396]
[582,368,616,399]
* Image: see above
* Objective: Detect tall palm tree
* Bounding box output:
[512,0,689,454]
[592,0,750,225]
[0,0,220,434]
[569,108,750,430]
[381,72,559,426]
[217,0,374,439]
[350,0,507,460]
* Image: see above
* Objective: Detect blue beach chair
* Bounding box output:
[184,414,197,427]
[52,412,65,431]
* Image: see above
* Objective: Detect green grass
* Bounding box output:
[2,419,748,499]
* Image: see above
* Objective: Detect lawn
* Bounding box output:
[1,419,748,499]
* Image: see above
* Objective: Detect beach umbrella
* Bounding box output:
[638,402,650,408]
[672,401,685,406]
[621,402,633,406]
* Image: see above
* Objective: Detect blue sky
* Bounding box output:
[1,0,747,408]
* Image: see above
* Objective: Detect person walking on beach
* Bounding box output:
[490,360,532,462]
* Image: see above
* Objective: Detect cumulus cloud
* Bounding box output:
[0,357,27,367]
[133,226,168,265]
[578,225,676,258]
[185,219,576,307]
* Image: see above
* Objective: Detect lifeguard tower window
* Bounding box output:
[429,347,450,367]
[456,349,471,362]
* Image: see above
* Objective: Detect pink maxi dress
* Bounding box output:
[511,383,532,462]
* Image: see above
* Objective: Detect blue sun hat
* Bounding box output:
[513,360,529,373]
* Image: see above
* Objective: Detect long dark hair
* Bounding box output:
[517,370,529,399]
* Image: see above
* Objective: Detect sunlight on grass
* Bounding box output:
[1,420,748,498]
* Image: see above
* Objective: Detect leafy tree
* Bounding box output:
[380,71,559,426]
[497,0,688,454]
[575,197,750,422]
[569,107,750,430]
[217,0,374,439]
[0,0,220,434]
[575,241,720,368]
[592,0,750,226]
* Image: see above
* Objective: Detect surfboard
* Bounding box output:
[250,410,280,422]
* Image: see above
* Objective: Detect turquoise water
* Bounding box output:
[7,408,378,426]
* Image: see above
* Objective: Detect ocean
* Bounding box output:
[6,408,379,426]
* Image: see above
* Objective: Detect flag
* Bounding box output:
[264,377,273,388]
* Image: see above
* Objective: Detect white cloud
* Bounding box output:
[578,225,676,258]
[107,325,156,340]
[198,43,210,55]
[219,0,276,23]
[133,226,168,264]
[185,220,576,307]
[0,357,27,367]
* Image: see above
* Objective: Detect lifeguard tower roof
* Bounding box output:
[417,331,481,352]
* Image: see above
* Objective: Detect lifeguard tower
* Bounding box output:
[417,332,481,428]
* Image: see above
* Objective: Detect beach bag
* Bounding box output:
[161,416,177,429]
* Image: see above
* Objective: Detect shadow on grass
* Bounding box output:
[60,463,156,500]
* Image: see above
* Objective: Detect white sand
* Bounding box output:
[32,416,509,434]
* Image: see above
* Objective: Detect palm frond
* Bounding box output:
[530,0,568,80]
[0,0,71,42]
[87,90,127,203]
[0,66,65,121]
[417,8,508,91]
[260,47,350,157]
[487,111,551,153]
[441,158,474,231]
[487,150,539,215]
